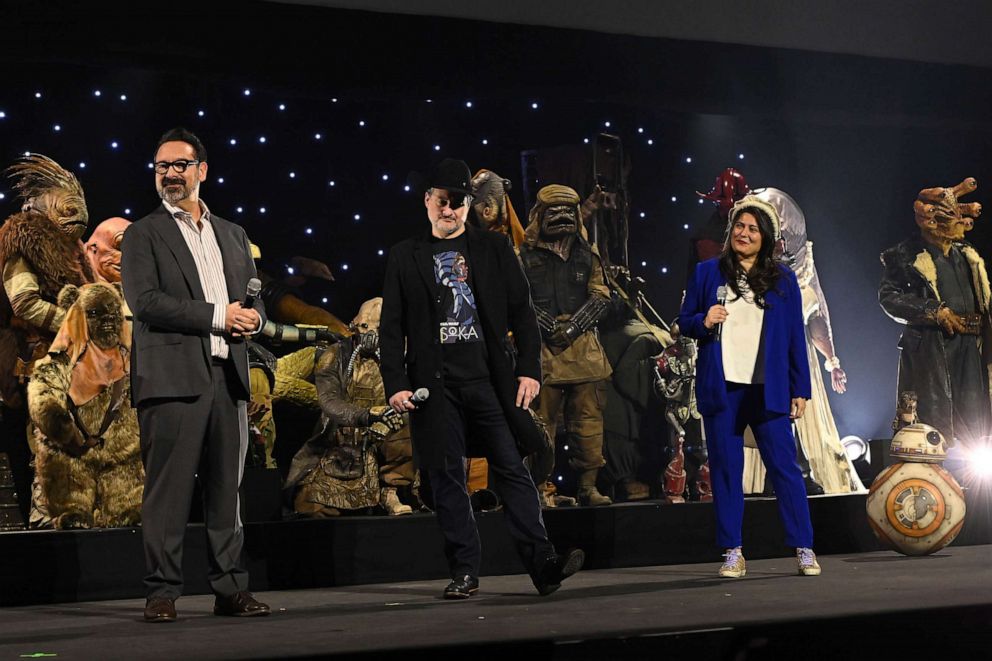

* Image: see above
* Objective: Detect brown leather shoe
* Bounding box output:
[213,591,271,617]
[144,597,176,623]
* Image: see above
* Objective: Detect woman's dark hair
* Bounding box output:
[154,127,207,162]
[718,205,782,308]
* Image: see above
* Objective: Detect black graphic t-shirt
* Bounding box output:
[431,234,490,383]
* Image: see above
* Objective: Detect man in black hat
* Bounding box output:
[380,158,584,598]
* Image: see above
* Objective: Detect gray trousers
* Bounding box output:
[138,360,249,599]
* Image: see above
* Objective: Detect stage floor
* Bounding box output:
[3,545,990,660]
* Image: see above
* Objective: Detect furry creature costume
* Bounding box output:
[27,283,142,529]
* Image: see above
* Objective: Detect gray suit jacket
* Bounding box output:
[121,205,264,405]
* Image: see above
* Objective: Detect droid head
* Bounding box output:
[889,423,948,463]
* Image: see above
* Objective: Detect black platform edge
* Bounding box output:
[2,491,989,607]
[295,603,992,661]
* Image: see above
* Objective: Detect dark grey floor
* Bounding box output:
[2,546,990,660]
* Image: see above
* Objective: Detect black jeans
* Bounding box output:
[426,381,554,579]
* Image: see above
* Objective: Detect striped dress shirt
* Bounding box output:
[163,200,231,359]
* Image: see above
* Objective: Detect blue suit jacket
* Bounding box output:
[678,258,811,416]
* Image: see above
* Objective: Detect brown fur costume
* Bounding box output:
[27,283,142,529]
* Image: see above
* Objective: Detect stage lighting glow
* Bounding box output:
[638,127,644,133]
[34,92,41,99]
[289,172,296,178]
[359,120,366,127]
[738,153,745,159]
[661,267,668,274]
[378,249,384,256]
[197,110,205,117]
[433,145,441,151]
[23,152,30,156]
[236,206,244,213]
[53,124,61,132]
[968,445,992,479]
[481,139,488,145]
[229,138,237,145]
[331,98,338,103]
[671,196,677,202]
[243,88,251,96]
[557,475,563,481]
[217,177,225,184]
[259,207,266,214]
[78,162,86,169]
[381,174,389,181]
[258,136,266,143]
[314,133,322,140]
[685,157,693,163]
[841,435,869,462]
[641,261,647,267]
[0,194,5,200]
[0,111,5,119]
[604,121,611,127]
[425,99,432,103]
[329,180,336,187]
[278,103,286,111]
[322,297,328,303]
[147,162,153,169]
[683,223,690,229]
[305,228,312,235]
[110,141,118,148]
[286,266,294,274]
[120,94,127,101]
[342,263,349,271]
[647,139,654,145]
[698,199,704,204]
[124,208,130,215]
[639,212,646,218]
[583,138,589,144]
[93,90,101,97]
[403,185,410,192]
[465,101,473,108]
[353,213,361,221]
[531,102,539,109]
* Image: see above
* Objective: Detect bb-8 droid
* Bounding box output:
[866,423,966,555]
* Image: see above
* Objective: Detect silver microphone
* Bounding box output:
[244,277,262,309]
[715,285,727,342]
[410,388,430,405]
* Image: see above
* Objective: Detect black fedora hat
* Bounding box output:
[408,158,473,196]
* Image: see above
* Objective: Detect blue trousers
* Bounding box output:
[702,382,814,549]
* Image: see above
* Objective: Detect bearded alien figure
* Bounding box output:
[518,185,613,507]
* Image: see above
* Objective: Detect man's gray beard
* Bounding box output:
[158,184,190,205]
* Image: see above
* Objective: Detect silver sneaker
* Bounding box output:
[718,547,746,578]
[797,547,821,576]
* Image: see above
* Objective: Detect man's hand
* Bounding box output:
[226,302,260,336]
[388,390,417,414]
[515,376,540,409]
[790,397,807,420]
[703,304,727,330]
[936,306,968,336]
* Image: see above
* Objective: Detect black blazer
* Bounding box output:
[380,224,543,469]
[120,205,264,405]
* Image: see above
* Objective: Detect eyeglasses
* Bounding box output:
[153,159,200,174]
[432,192,471,210]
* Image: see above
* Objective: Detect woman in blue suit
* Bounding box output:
[678,195,820,578]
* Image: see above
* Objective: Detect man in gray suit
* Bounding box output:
[121,128,270,622]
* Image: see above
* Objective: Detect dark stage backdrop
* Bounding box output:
[2,1,992,443]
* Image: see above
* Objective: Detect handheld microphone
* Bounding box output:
[243,277,262,309]
[715,285,727,342]
[410,388,430,405]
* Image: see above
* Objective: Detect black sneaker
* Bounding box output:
[443,575,479,599]
[533,549,585,596]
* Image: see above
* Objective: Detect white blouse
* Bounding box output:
[721,291,765,384]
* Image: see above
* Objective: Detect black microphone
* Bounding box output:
[410,388,430,405]
[243,277,262,309]
[714,285,727,342]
